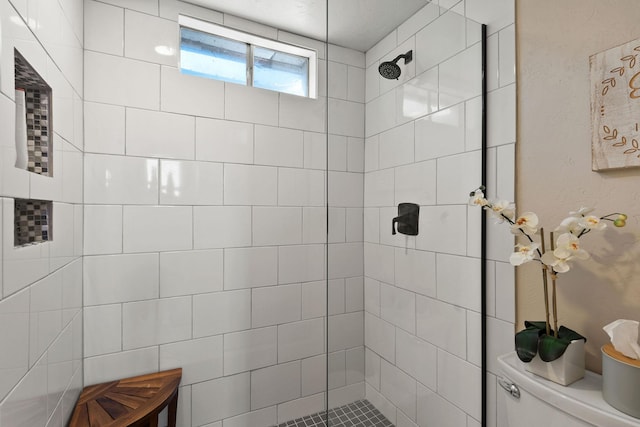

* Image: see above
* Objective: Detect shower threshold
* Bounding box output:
[275,400,395,427]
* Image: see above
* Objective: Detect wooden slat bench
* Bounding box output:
[69,368,182,427]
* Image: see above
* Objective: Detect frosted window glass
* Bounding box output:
[179,17,316,98]
[180,27,247,86]
[253,46,309,97]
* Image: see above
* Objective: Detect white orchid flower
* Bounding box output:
[541,234,589,273]
[510,212,539,235]
[490,200,515,221]
[509,243,539,266]
[554,216,583,235]
[541,251,572,273]
[553,233,590,260]
[469,189,488,207]
[578,215,606,231]
[569,207,594,217]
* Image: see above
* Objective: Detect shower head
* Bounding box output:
[378,61,402,80]
[378,50,413,80]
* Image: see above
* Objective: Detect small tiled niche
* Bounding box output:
[14,199,52,247]
[14,49,52,176]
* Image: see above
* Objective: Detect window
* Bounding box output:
[179,15,317,99]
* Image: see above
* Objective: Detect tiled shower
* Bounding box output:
[0,1,515,427]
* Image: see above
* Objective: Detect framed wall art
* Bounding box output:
[590,37,640,170]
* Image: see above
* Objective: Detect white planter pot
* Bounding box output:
[525,339,585,386]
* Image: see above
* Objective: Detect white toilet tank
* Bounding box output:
[497,352,640,427]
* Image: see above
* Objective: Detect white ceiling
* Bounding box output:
[186,0,431,52]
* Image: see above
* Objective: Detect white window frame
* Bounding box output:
[179,15,318,99]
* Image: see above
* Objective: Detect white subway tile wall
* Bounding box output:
[0,0,514,426]
[0,0,83,425]
[363,2,515,427]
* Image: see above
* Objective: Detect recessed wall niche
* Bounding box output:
[14,199,52,247]
[14,49,52,176]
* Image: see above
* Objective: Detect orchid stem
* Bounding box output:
[539,228,551,336]
[550,231,558,338]
[551,273,558,338]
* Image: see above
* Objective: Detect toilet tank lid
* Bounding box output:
[497,352,640,427]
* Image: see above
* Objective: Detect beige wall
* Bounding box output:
[516,0,640,372]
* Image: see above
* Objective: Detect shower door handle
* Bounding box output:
[498,376,520,399]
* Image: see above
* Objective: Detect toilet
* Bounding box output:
[497,352,640,427]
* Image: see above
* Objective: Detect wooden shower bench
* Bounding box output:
[69,368,182,427]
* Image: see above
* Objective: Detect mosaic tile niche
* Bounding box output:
[14,199,52,246]
[14,49,52,176]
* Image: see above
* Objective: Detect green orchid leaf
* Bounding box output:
[524,320,550,332]
[538,334,571,362]
[558,325,587,343]
[515,326,543,362]
[517,322,585,363]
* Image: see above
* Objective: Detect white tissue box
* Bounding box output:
[602,343,640,419]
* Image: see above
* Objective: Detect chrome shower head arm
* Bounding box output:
[390,50,413,65]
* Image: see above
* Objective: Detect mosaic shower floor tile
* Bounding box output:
[275,400,395,427]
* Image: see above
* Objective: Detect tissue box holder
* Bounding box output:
[602,343,640,419]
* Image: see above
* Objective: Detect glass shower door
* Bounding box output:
[326,1,485,426]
